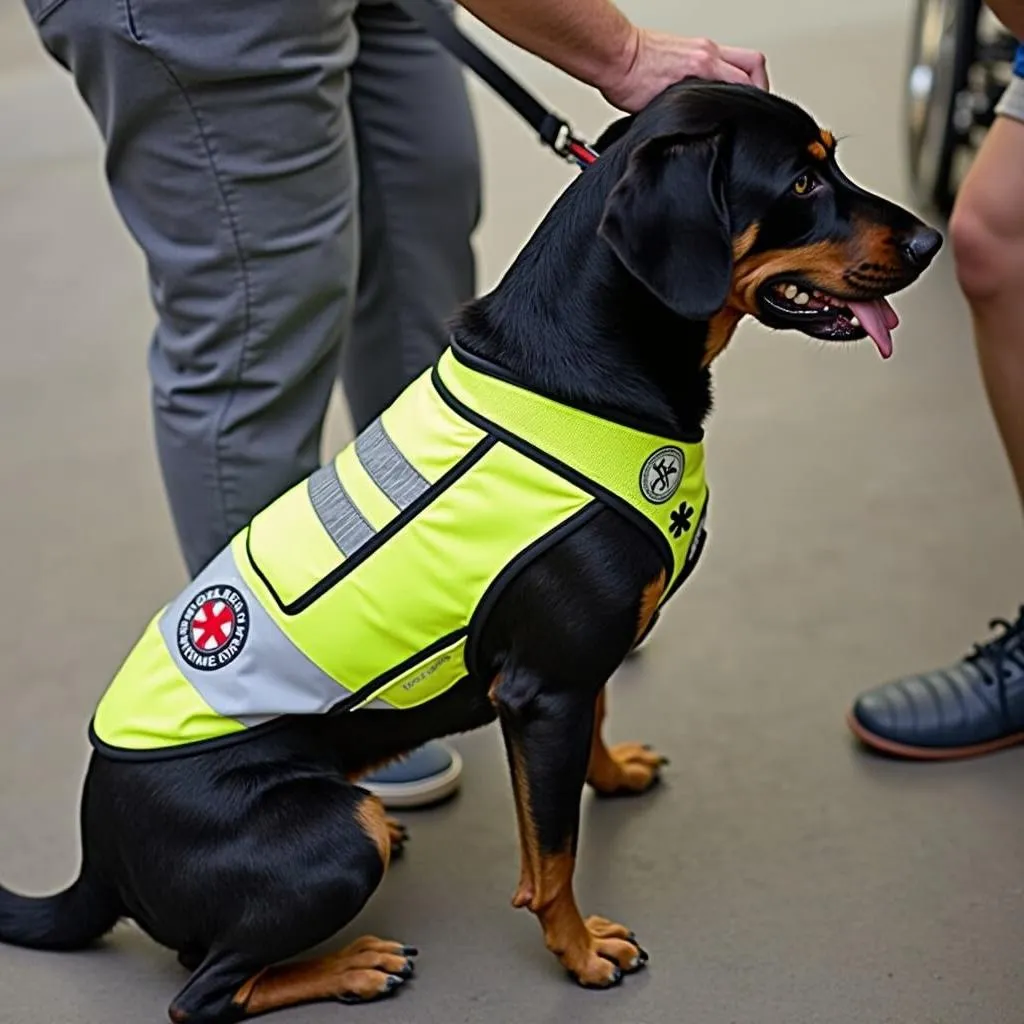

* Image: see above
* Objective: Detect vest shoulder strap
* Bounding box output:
[433,347,709,592]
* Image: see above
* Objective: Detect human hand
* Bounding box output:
[601,27,769,112]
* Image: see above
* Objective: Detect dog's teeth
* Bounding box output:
[850,315,860,327]
[784,284,798,299]
[794,292,809,305]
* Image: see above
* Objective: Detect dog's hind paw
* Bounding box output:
[331,937,418,1004]
[386,816,409,858]
[232,937,419,1015]
[587,741,667,796]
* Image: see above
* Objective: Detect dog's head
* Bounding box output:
[596,81,941,362]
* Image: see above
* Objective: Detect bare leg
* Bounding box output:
[846,95,1024,758]
[949,111,1024,507]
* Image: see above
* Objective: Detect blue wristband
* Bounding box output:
[1015,42,1024,78]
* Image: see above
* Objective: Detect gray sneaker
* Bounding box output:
[360,741,463,809]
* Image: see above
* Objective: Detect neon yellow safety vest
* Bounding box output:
[90,346,710,759]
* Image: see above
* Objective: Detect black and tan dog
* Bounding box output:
[0,81,940,1021]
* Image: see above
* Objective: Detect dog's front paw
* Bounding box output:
[588,742,667,796]
[562,917,648,989]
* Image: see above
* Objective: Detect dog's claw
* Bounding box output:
[594,958,624,988]
[570,965,623,990]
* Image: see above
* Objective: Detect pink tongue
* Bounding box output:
[846,299,900,359]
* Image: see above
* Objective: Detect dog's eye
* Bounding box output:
[792,173,817,196]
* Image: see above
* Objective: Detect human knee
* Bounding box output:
[949,183,1024,304]
[951,207,1003,302]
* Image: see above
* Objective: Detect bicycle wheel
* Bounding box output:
[904,0,981,216]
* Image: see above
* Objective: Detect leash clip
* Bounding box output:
[540,114,598,170]
[392,0,599,172]
[551,122,572,157]
[558,129,600,170]
[564,135,600,170]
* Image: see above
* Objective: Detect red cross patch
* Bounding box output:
[176,584,250,671]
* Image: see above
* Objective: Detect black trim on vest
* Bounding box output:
[248,435,498,615]
[88,714,289,763]
[448,339,706,444]
[431,366,676,584]
[324,627,470,717]
[464,503,603,681]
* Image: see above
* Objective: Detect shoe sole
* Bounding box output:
[845,709,1024,761]
[360,747,464,810]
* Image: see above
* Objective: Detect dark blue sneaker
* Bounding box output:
[360,741,463,809]
[848,607,1024,759]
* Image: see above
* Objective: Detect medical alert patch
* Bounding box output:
[176,585,250,671]
[640,446,684,504]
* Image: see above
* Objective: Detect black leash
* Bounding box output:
[391,0,599,169]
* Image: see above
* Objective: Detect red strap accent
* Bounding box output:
[568,140,598,167]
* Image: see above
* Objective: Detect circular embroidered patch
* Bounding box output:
[176,585,250,671]
[640,447,685,504]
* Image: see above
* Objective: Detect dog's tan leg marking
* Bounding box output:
[507,729,540,912]
[489,673,538,907]
[634,569,666,644]
[586,689,667,796]
[507,755,644,987]
[231,937,416,1013]
[518,847,645,986]
[355,794,393,870]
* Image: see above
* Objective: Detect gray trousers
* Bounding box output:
[25,0,481,575]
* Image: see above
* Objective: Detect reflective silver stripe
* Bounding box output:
[158,547,353,728]
[355,417,429,509]
[308,461,375,557]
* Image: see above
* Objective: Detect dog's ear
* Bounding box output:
[598,132,732,321]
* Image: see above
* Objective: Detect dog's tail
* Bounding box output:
[0,864,122,951]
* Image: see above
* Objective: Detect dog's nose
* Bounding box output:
[900,225,943,269]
